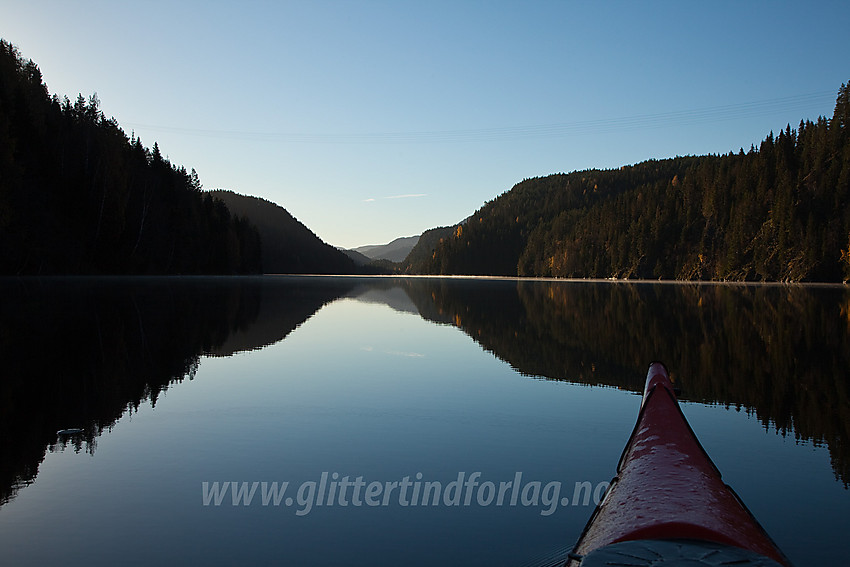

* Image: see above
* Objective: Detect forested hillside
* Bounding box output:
[412,82,850,282]
[209,190,357,274]
[402,225,457,271]
[0,40,261,274]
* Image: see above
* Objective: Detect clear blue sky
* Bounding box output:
[3,1,848,248]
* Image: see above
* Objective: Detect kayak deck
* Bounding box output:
[567,362,790,566]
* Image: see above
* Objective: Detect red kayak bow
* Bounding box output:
[567,362,791,566]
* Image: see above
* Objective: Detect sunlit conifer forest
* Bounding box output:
[409,83,850,282]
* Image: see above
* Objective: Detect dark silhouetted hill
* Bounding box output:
[210,190,358,274]
[0,39,261,275]
[402,225,458,272]
[342,248,372,266]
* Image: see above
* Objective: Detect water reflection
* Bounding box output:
[1,276,848,509]
[0,276,358,505]
[402,279,850,486]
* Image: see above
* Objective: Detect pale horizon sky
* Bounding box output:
[3,1,849,248]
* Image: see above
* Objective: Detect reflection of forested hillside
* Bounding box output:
[0,277,354,505]
[211,277,358,356]
[399,279,850,486]
[3,276,846,507]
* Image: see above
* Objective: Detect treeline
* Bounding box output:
[401,225,456,269]
[0,40,261,274]
[411,82,850,282]
[0,277,358,505]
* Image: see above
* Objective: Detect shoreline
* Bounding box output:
[1,273,847,288]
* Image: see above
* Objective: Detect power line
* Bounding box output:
[125,90,836,144]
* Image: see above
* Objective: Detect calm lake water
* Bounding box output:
[0,276,848,566]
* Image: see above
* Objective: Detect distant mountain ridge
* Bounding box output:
[341,248,373,266]
[351,236,419,262]
[210,190,357,274]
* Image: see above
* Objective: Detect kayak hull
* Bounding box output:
[568,362,790,566]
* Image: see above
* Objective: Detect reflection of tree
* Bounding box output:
[3,277,845,509]
[210,277,359,356]
[401,279,850,487]
[0,276,355,506]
